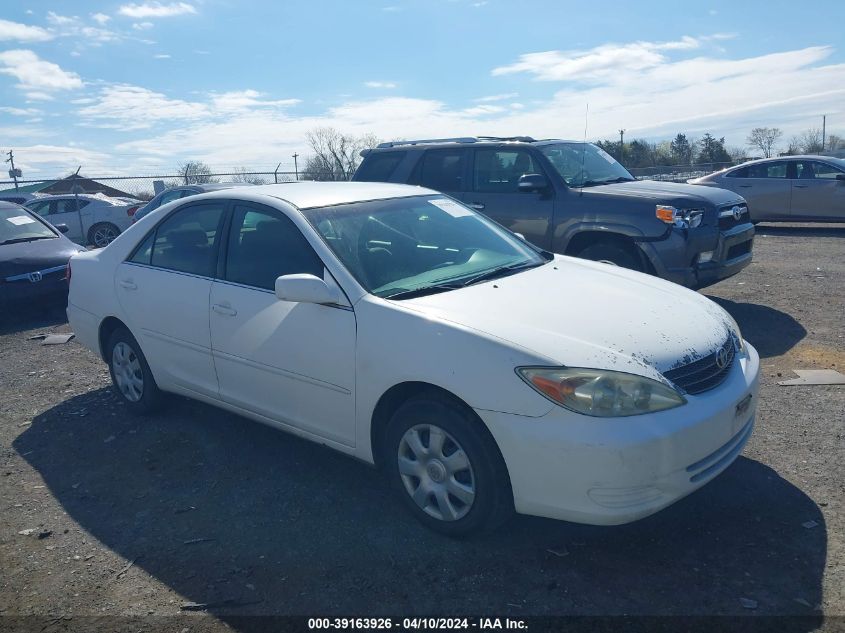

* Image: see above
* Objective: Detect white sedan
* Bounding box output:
[67,182,760,535]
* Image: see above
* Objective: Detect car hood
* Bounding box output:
[584,179,743,207]
[0,238,83,278]
[397,257,735,383]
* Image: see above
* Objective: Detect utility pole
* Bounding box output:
[822,115,826,152]
[292,153,299,181]
[5,150,20,191]
[618,129,625,164]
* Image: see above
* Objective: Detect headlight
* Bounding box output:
[517,367,686,417]
[656,205,704,229]
[722,311,746,353]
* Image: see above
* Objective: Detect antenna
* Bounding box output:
[579,103,589,195]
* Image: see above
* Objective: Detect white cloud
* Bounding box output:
[210,89,301,112]
[46,12,77,26]
[118,2,197,18]
[0,106,41,116]
[25,91,56,101]
[492,36,701,81]
[91,13,112,25]
[364,81,397,89]
[0,49,83,92]
[475,92,518,102]
[460,104,506,116]
[45,12,120,44]
[77,85,209,130]
[133,22,154,30]
[154,53,170,58]
[0,18,53,42]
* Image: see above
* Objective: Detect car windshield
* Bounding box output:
[540,142,636,188]
[305,195,549,299]
[0,207,56,244]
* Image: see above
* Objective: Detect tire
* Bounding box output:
[88,222,120,248]
[106,327,164,414]
[574,240,644,271]
[385,394,513,536]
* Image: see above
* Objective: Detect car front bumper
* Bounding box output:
[475,342,760,525]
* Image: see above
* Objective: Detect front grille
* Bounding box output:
[727,240,752,260]
[718,204,749,230]
[663,336,736,395]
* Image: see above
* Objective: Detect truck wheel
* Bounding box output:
[88,223,120,248]
[574,240,644,272]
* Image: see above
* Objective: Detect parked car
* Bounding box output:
[0,191,39,205]
[133,183,253,222]
[689,155,845,222]
[24,194,139,248]
[0,201,86,311]
[352,136,755,288]
[67,182,760,535]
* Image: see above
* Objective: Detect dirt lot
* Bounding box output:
[0,224,843,632]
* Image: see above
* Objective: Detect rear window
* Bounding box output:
[356,151,405,182]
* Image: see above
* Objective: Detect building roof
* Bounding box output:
[0,175,132,198]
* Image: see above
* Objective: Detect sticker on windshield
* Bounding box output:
[429,198,473,218]
[6,215,37,226]
[595,148,619,165]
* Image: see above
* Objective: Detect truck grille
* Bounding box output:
[663,336,736,395]
[718,204,750,230]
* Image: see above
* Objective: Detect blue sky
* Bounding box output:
[1,0,844,177]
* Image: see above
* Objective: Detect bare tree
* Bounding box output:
[797,128,824,154]
[230,167,268,185]
[828,134,844,151]
[177,160,217,184]
[302,127,381,181]
[746,127,782,158]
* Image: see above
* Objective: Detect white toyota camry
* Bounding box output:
[67,182,760,535]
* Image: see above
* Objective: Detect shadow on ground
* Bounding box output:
[14,388,826,628]
[754,224,845,239]
[706,297,806,359]
[0,297,67,336]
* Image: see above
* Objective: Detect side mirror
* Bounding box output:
[518,173,549,192]
[275,274,339,305]
[55,224,69,234]
[836,173,845,181]
[513,232,526,241]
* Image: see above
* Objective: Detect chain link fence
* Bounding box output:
[628,161,738,182]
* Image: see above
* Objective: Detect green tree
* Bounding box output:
[670,134,693,165]
[696,133,731,163]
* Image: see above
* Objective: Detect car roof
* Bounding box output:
[201,181,433,209]
[731,155,842,167]
[369,137,579,152]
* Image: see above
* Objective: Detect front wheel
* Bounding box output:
[574,240,644,271]
[385,395,513,536]
[88,222,120,248]
[107,327,163,414]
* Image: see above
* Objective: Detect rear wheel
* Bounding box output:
[88,222,120,248]
[106,327,163,414]
[574,240,644,271]
[385,394,513,536]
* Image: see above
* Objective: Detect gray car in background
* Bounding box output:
[689,156,845,222]
[133,183,254,222]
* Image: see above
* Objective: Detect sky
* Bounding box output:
[1,0,844,178]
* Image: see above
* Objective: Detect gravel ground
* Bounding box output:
[0,223,842,632]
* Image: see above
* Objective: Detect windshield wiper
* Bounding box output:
[381,282,463,300]
[456,260,545,287]
[579,176,635,188]
[0,236,54,246]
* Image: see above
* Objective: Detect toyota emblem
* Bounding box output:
[732,206,743,221]
[715,345,730,370]
[28,271,43,283]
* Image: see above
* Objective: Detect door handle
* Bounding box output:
[737,185,752,188]
[212,303,237,317]
[468,202,485,210]
[793,184,808,188]
[119,279,137,290]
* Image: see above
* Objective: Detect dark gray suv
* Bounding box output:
[352,136,754,288]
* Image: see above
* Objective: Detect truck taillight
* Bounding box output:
[65,259,72,282]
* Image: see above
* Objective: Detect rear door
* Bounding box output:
[409,148,469,200]
[791,160,845,220]
[465,147,555,249]
[723,161,791,220]
[116,201,226,398]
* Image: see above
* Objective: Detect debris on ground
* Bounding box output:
[115,557,138,579]
[778,369,845,386]
[28,333,76,345]
[183,537,216,545]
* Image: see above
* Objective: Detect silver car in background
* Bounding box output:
[24,194,141,247]
[689,156,845,222]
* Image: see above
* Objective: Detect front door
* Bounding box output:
[115,201,226,398]
[726,160,792,220]
[28,198,88,243]
[465,148,555,249]
[791,160,845,220]
[209,202,357,446]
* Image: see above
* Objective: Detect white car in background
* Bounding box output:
[67,182,760,535]
[25,194,141,248]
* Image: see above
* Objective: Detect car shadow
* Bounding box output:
[754,224,845,238]
[14,389,825,628]
[0,298,68,336]
[705,297,806,359]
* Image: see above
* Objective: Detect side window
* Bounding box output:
[474,149,539,193]
[56,199,88,214]
[150,203,225,277]
[746,161,787,178]
[27,201,51,215]
[356,152,405,182]
[224,204,324,291]
[726,167,747,178]
[411,150,465,192]
[129,231,155,265]
[158,189,185,207]
[797,161,844,180]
